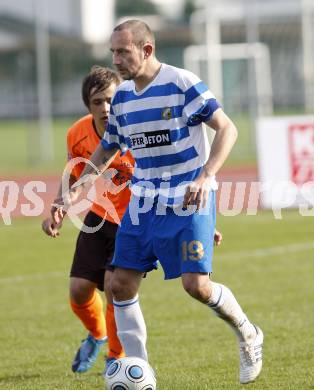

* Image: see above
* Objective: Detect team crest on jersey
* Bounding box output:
[162,107,172,120]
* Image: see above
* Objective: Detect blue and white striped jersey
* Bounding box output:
[101,63,220,206]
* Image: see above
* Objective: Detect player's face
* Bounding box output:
[89,82,116,134]
[110,30,145,80]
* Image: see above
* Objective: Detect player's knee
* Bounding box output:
[182,275,211,302]
[110,274,138,301]
[69,278,94,305]
[70,289,90,305]
[182,281,201,299]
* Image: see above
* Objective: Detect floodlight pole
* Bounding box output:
[205,1,223,103]
[245,0,259,115]
[245,0,260,154]
[301,0,314,113]
[34,0,54,162]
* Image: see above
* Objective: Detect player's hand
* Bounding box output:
[214,229,222,246]
[51,189,79,224]
[183,175,211,211]
[51,197,67,225]
[41,217,62,238]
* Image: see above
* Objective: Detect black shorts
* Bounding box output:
[70,211,118,291]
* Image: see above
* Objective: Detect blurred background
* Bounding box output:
[1,3,314,388]
[0,0,313,174]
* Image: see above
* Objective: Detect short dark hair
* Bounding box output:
[113,19,155,48]
[81,66,121,109]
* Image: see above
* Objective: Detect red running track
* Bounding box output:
[0,165,260,221]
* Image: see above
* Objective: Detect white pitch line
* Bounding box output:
[219,241,314,260]
[0,241,313,284]
[0,271,64,284]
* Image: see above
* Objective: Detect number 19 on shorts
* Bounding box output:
[181,240,204,261]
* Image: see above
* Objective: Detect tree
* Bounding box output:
[183,0,197,21]
[115,0,159,17]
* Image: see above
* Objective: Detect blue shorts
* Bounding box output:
[111,192,216,279]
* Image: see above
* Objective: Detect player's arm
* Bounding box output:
[71,144,119,189]
[42,173,78,236]
[56,144,118,211]
[203,108,238,178]
[183,108,237,209]
[50,173,81,224]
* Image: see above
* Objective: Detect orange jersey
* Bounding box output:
[67,114,134,224]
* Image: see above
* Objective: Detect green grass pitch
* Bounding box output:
[0,211,313,389]
[0,115,255,176]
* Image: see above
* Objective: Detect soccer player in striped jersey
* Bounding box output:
[67,20,263,384]
[42,66,134,373]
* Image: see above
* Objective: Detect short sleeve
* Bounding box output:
[181,70,221,126]
[101,105,128,154]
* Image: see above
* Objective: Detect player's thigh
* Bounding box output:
[111,204,158,275]
[70,211,117,291]
[180,215,215,273]
[155,192,216,279]
[180,192,216,274]
[104,269,114,304]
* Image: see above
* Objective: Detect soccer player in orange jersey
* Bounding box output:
[42,66,134,373]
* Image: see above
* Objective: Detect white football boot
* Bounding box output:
[239,325,263,384]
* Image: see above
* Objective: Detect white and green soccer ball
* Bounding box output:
[105,357,156,390]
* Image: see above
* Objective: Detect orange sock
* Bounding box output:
[70,291,106,340]
[106,303,125,359]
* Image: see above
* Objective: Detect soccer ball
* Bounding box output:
[105,356,156,390]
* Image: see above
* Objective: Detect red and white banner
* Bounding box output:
[289,123,314,185]
[257,116,314,209]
